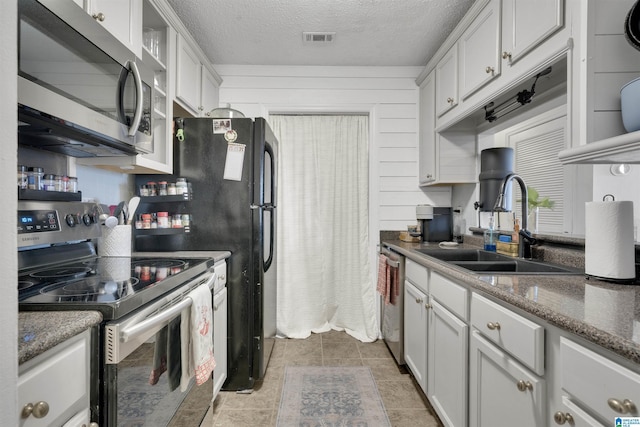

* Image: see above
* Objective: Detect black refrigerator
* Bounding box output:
[135,117,277,391]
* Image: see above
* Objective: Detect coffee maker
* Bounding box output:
[416,205,453,242]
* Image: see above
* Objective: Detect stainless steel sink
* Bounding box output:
[413,248,583,275]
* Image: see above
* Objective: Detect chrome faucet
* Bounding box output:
[493,173,536,258]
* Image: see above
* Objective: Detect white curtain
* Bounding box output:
[269,115,377,342]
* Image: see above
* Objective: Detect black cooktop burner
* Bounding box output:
[18,255,215,320]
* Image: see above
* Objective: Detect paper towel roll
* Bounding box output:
[98,225,132,257]
[585,200,635,280]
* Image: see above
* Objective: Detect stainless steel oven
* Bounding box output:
[17,0,153,157]
[18,201,221,426]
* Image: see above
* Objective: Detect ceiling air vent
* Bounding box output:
[303,32,336,44]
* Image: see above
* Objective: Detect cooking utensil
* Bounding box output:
[127,196,140,225]
[113,201,126,225]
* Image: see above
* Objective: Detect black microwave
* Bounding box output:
[17,0,153,157]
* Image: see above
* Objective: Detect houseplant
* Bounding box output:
[526,186,555,233]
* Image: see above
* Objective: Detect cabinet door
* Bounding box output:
[404,280,428,392]
[435,44,458,117]
[213,287,228,398]
[502,0,564,65]
[459,0,501,100]
[86,0,142,57]
[419,72,436,185]
[469,331,546,427]
[176,34,202,115]
[427,300,468,427]
[201,66,220,117]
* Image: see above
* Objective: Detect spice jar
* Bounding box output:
[139,184,149,197]
[167,183,177,195]
[172,214,183,228]
[61,175,70,192]
[54,175,64,192]
[27,167,44,190]
[158,181,168,196]
[147,182,157,196]
[141,213,152,229]
[43,174,56,191]
[157,211,169,228]
[181,214,190,228]
[176,178,188,195]
[18,165,28,189]
[67,176,78,192]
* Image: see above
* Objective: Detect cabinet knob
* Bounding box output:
[21,401,50,419]
[415,297,423,304]
[425,303,432,309]
[608,398,637,414]
[553,411,574,425]
[502,51,512,60]
[485,66,494,74]
[92,12,105,22]
[486,321,500,330]
[198,106,204,111]
[426,174,432,179]
[516,380,533,392]
[446,97,454,104]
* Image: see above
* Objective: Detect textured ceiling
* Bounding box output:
[166,0,474,66]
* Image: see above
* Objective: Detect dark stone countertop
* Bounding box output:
[18,311,102,365]
[383,239,640,366]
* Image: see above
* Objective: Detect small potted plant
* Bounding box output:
[526,186,555,233]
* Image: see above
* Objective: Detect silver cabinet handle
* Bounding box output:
[486,322,500,330]
[502,51,512,60]
[92,12,105,22]
[485,66,494,74]
[447,97,454,104]
[553,411,574,425]
[415,297,423,304]
[608,398,637,414]
[425,303,432,309]
[516,380,533,392]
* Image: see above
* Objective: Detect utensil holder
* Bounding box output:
[98,225,132,257]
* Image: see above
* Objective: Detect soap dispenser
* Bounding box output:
[484,216,497,252]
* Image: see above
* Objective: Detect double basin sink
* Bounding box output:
[414,248,583,275]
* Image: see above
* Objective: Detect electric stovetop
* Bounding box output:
[18,255,215,320]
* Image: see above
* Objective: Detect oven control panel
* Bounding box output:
[18,201,102,247]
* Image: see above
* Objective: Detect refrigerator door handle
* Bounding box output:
[264,205,275,272]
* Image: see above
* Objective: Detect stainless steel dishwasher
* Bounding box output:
[380,246,405,365]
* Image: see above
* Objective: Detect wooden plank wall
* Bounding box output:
[215,65,452,233]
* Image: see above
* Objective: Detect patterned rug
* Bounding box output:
[276,366,391,427]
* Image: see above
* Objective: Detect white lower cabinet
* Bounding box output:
[18,330,91,427]
[559,337,640,424]
[427,299,468,427]
[213,286,228,398]
[404,279,428,392]
[469,331,546,427]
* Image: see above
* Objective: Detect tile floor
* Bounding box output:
[199,330,443,426]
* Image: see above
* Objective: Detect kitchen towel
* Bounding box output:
[376,254,388,299]
[179,283,216,391]
[585,200,635,280]
[98,224,132,257]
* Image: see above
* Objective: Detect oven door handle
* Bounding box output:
[120,272,217,343]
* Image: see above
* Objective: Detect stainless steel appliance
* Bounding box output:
[380,247,405,365]
[134,116,277,392]
[17,0,153,157]
[18,200,222,427]
[416,205,453,242]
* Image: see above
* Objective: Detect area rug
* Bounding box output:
[276,366,391,427]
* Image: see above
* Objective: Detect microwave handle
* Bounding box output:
[127,60,144,137]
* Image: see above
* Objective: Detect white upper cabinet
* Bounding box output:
[459,0,501,100]
[501,0,564,66]
[176,34,220,117]
[435,44,459,118]
[81,0,143,57]
[419,72,436,185]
